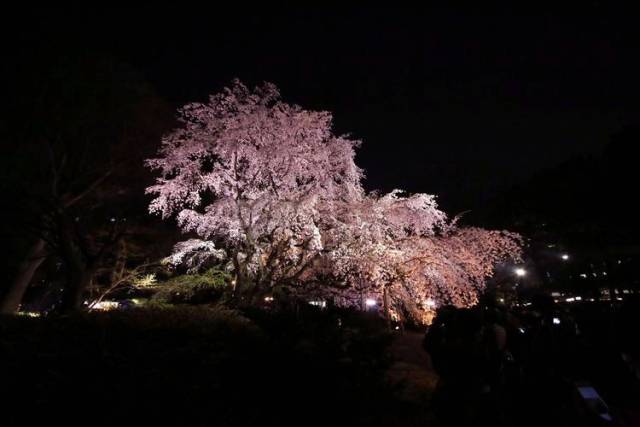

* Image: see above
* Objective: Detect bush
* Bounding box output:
[0,305,261,426]
[0,305,402,426]
[151,268,231,305]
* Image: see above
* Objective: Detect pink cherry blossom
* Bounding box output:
[147,80,522,320]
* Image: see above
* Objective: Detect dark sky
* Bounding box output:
[6,7,639,215]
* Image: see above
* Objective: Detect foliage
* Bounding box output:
[151,268,232,305]
[133,273,158,288]
[162,238,227,273]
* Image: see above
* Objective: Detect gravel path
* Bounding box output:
[386,330,439,402]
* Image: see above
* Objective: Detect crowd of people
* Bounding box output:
[423,294,640,426]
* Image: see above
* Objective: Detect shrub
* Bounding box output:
[151,268,231,305]
[0,304,401,426]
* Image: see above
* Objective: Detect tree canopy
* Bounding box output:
[148,80,522,322]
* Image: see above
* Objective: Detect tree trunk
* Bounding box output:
[383,285,391,331]
[0,238,47,314]
[56,211,93,314]
[59,269,92,313]
[232,251,262,307]
[110,239,127,284]
[236,277,264,308]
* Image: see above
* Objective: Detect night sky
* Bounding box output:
[6,7,639,214]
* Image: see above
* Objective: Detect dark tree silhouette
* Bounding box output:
[0,51,173,313]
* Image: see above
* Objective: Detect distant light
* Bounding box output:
[575,296,582,301]
[578,386,601,400]
[395,326,400,330]
[264,296,274,303]
[580,273,588,279]
[515,268,526,277]
[602,271,607,276]
[92,301,119,311]
[561,254,570,261]
[553,317,561,325]
[309,300,326,308]
[17,311,41,318]
[365,298,377,307]
[518,327,525,334]
[499,298,505,303]
[565,297,575,303]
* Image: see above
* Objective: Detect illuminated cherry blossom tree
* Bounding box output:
[147,80,522,318]
[323,192,522,323]
[163,239,227,273]
[147,80,363,302]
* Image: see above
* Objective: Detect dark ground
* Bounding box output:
[2,302,639,426]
